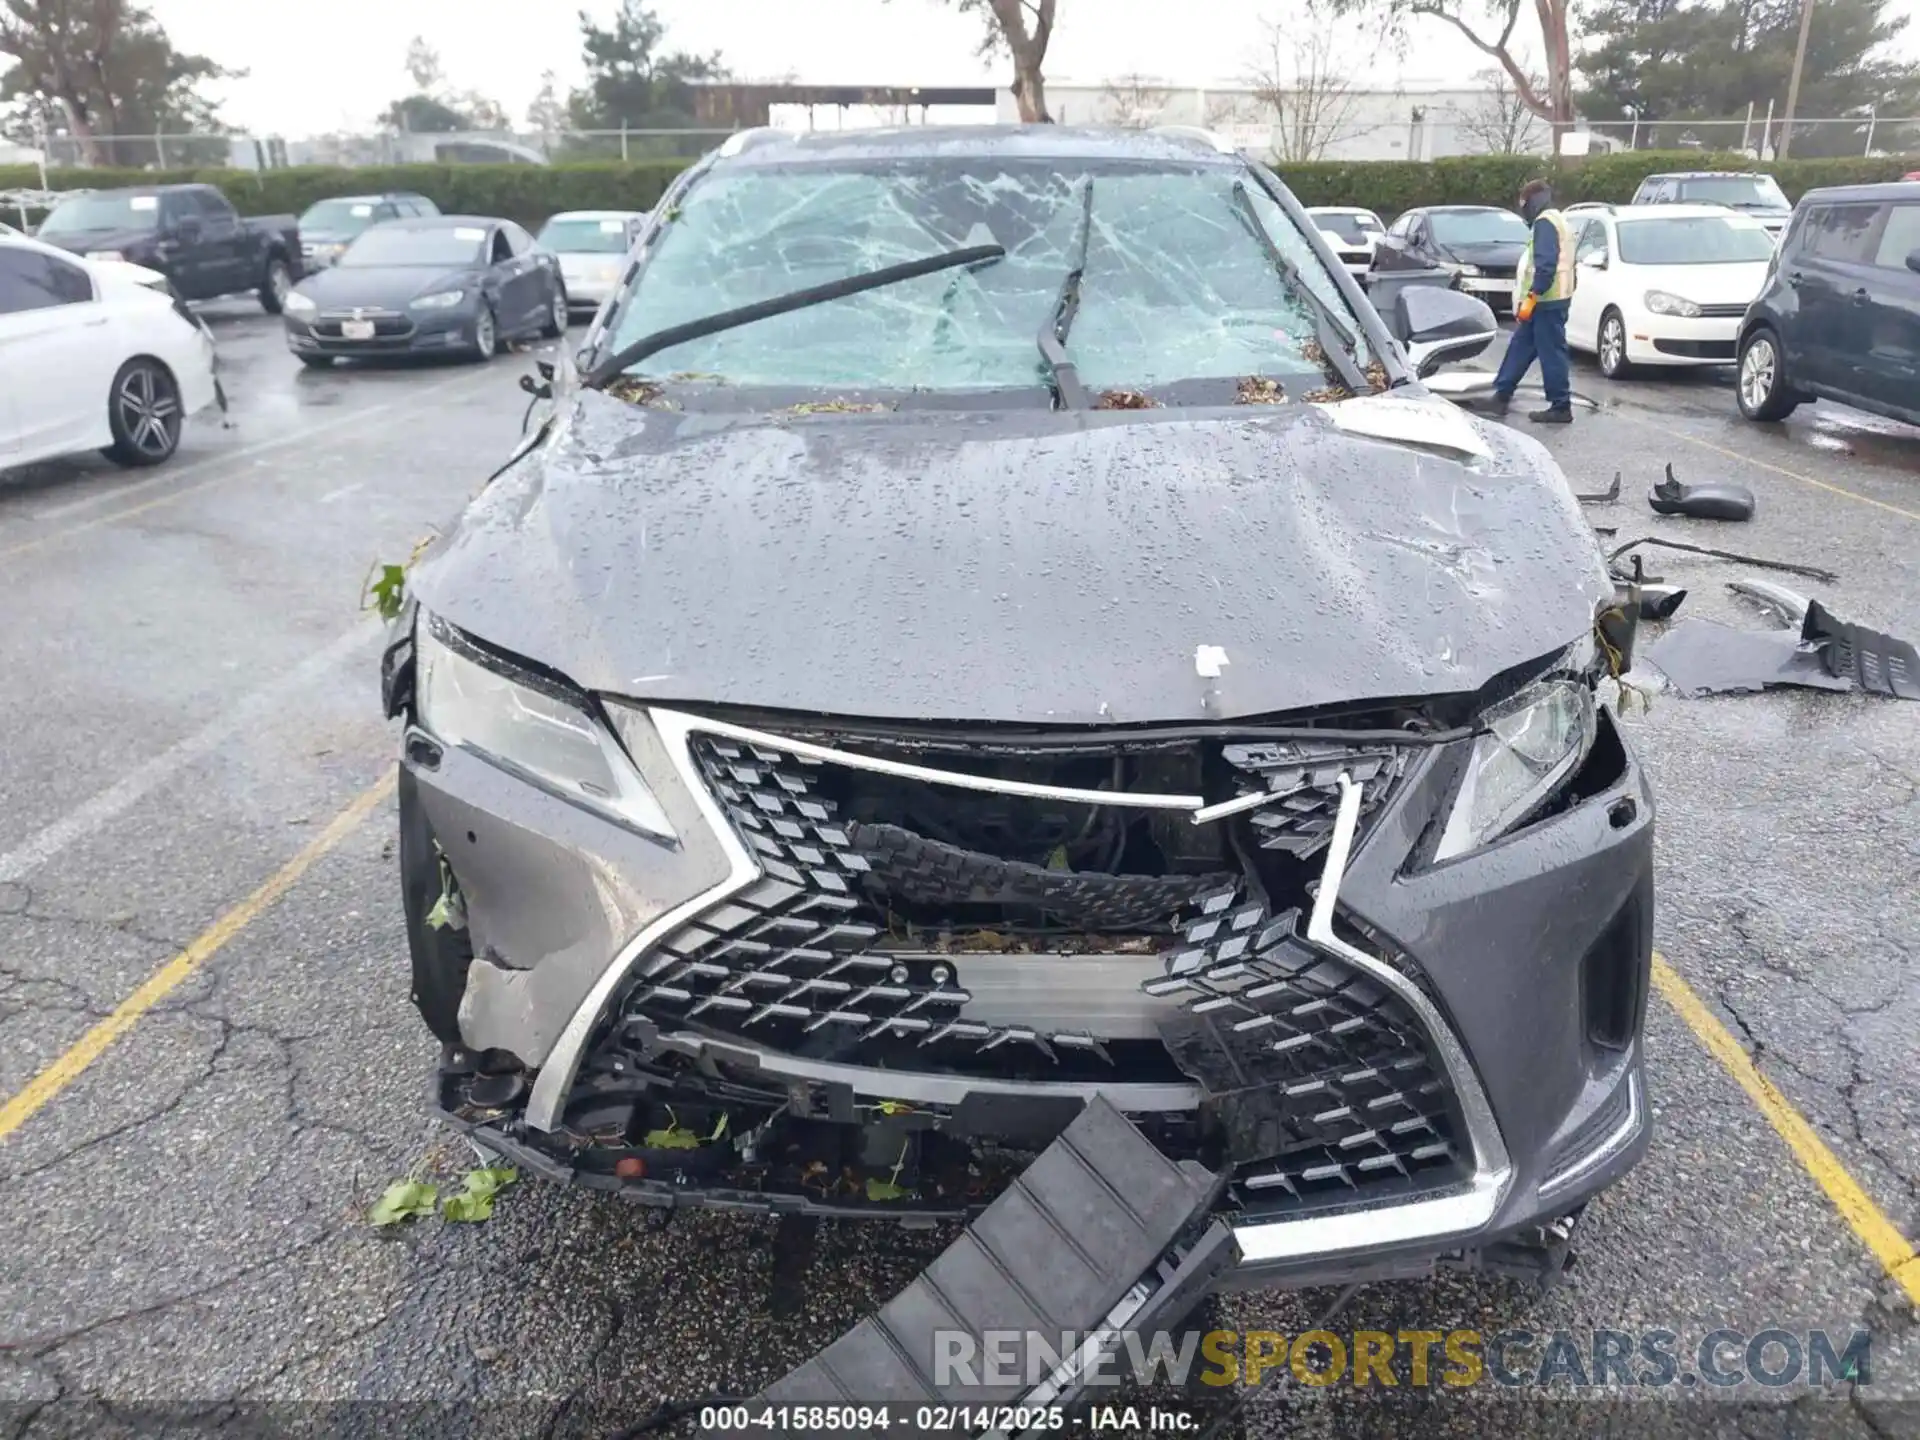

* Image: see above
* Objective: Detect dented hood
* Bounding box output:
[413,390,1611,724]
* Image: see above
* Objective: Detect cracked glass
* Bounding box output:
[604,158,1372,394]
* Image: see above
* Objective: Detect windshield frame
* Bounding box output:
[579,150,1409,400]
[338,224,486,268]
[1615,216,1778,265]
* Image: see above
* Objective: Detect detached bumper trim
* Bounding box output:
[1538,1069,1643,1203]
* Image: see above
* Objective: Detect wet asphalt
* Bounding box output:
[0,304,1916,1439]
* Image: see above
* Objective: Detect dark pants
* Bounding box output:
[1493,299,1571,409]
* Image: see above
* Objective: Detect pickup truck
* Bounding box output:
[34,183,304,313]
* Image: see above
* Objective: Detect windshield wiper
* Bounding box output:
[1228,180,1371,396]
[581,241,1007,390]
[1037,179,1094,410]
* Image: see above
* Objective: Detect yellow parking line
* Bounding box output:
[1629,418,1920,524]
[1652,952,1920,1306]
[0,769,395,1143]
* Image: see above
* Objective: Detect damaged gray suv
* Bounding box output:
[382,127,1652,1308]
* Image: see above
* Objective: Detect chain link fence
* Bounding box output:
[1580,114,1920,159]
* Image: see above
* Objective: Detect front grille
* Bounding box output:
[617,720,1467,1211]
[314,311,413,339]
[1145,894,1467,1209]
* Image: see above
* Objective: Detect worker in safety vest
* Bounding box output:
[1482,178,1578,425]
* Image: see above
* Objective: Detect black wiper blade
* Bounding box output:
[1037,179,1094,410]
[582,242,1006,390]
[1228,180,1371,396]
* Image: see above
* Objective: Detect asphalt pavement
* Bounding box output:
[1,304,1916,1439]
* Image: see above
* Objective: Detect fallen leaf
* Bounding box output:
[442,1166,518,1223]
[365,564,408,622]
[643,1127,701,1150]
[865,1178,909,1201]
[369,1180,438,1227]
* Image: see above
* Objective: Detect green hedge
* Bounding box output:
[0,161,693,229]
[1271,149,1920,220]
[3,148,1913,232]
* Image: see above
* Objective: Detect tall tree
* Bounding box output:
[1,0,233,165]
[565,0,724,131]
[914,0,1056,123]
[381,35,507,135]
[1578,0,1919,157]
[1245,2,1385,161]
[526,69,568,133]
[1331,0,1575,144]
[1455,65,1548,152]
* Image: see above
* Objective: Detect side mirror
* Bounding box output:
[1393,285,1499,378]
[1579,252,1607,270]
[1907,247,1920,274]
[173,215,202,242]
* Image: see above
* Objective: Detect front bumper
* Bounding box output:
[1457,271,1516,310]
[1626,311,1742,365]
[284,308,479,357]
[398,687,1653,1288]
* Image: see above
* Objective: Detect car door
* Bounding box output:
[193,189,249,294]
[1861,200,1920,417]
[1788,201,1886,398]
[483,226,534,331]
[1567,217,1612,348]
[504,221,553,327]
[158,190,210,298]
[0,246,122,463]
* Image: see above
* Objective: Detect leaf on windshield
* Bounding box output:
[1236,376,1287,405]
[1094,390,1158,410]
[606,377,679,409]
[781,399,889,415]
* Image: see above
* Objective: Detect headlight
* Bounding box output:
[415,622,675,841]
[411,289,466,310]
[1440,260,1482,277]
[1643,289,1701,318]
[283,291,317,316]
[1433,678,1596,861]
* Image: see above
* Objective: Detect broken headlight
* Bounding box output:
[1434,677,1596,861]
[414,622,676,841]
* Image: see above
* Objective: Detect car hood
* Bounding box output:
[1436,239,1527,269]
[413,391,1612,724]
[298,264,477,308]
[1628,259,1773,305]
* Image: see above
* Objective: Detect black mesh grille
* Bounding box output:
[1145,892,1468,1208]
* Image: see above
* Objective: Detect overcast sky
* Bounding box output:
[153,0,1920,138]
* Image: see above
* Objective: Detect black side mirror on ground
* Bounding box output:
[1382,282,1500,378]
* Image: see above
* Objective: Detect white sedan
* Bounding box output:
[535,210,646,320]
[1565,203,1777,379]
[1306,206,1385,281]
[0,231,219,468]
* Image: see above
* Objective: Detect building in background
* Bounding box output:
[1013,80,1555,161]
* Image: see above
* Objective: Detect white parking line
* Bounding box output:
[1,366,495,553]
[0,620,383,886]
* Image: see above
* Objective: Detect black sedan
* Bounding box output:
[281,215,567,366]
[1370,204,1531,312]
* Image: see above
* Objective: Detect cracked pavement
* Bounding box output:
[0,306,1915,1437]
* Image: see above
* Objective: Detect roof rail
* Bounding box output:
[1148,125,1238,155]
[717,126,785,158]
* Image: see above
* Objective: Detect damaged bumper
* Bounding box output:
[397,653,1653,1288]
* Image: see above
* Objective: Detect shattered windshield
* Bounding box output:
[603,157,1371,393]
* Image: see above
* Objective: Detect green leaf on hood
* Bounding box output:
[369,1179,438,1227]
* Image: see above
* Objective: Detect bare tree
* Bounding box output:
[403,35,442,93]
[1454,66,1546,153]
[914,0,1056,122]
[1330,0,1572,146]
[1100,72,1170,128]
[1245,1,1382,161]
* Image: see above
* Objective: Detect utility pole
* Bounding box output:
[1778,0,1815,159]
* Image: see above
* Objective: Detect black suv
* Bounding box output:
[1735,181,1920,426]
[1630,171,1792,241]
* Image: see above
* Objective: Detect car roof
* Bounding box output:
[1602,203,1771,223]
[715,124,1248,170]
[543,209,645,220]
[387,214,501,230]
[1641,171,1768,180]
[1306,205,1379,215]
[1418,204,1517,213]
[1797,179,1920,204]
[314,192,429,203]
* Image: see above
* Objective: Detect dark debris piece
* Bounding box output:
[1575,471,1623,505]
[1646,463,1755,521]
[1803,600,1920,700]
[1641,621,1851,698]
[1607,536,1837,585]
